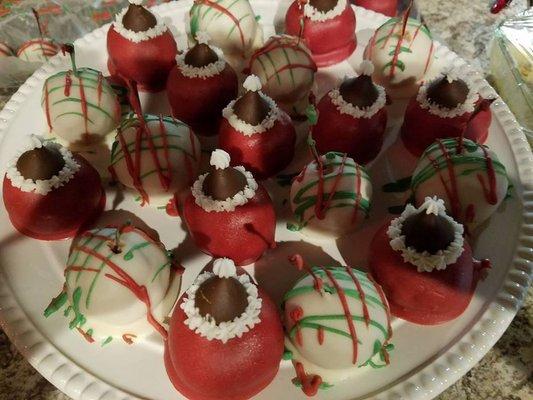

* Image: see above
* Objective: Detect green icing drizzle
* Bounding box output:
[69,286,87,330]
[123,241,150,261]
[44,291,68,318]
[102,336,113,347]
[293,380,334,390]
[289,315,388,340]
[282,349,293,360]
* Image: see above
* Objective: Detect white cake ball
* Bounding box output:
[42,68,121,145]
[289,152,372,238]
[17,38,59,63]
[189,0,263,67]
[110,115,201,207]
[248,35,317,118]
[45,225,181,345]
[412,138,509,231]
[283,262,392,386]
[365,17,435,98]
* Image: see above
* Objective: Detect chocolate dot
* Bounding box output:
[203,167,248,200]
[195,276,249,324]
[184,43,219,68]
[339,75,379,108]
[16,146,65,181]
[309,0,338,12]
[401,212,456,255]
[233,91,271,126]
[426,76,469,109]
[122,4,157,33]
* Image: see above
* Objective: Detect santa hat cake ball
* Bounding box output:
[42,45,121,146]
[167,32,238,137]
[247,35,317,118]
[285,0,357,67]
[110,114,201,208]
[289,151,372,239]
[352,0,398,17]
[107,0,178,92]
[401,69,481,156]
[2,136,105,241]
[44,223,181,346]
[219,75,296,179]
[369,197,484,325]
[165,258,284,400]
[283,255,392,396]
[189,0,263,69]
[364,15,435,99]
[183,149,276,266]
[411,138,509,232]
[313,61,387,165]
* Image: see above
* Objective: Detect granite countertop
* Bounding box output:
[0,0,532,399]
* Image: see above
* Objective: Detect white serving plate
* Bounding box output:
[0,1,532,400]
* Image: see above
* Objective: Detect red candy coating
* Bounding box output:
[353,0,397,17]
[369,223,475,325]
[218,115,296,180]
[165,280,284,400]
[401,98,472,156]
[107,26,177,92]
[183,185,276,266]
[285,1,357,67]
[313,92,387,165]
[167,64,238,136]
[464,98,493,144]
[3,155,105,241]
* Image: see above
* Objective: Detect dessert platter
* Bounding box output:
[0,1,532,400]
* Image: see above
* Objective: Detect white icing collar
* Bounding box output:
[181,267,262,343]
[387,197,465,273]
[304,0,347,22]
[113,6,168,43]
[191,166,258,212]
[176,45,226,79]
[329,83,387,119]
[6,136,80,196]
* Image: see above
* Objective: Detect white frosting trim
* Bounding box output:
[222,92,282,136]
[5,136,80,196]
[418,69,480,118]
[387,197,465,273]
[191,166,258,212]
[180,267,262,343]
[113,6,168,43]
[129,0,144,4]
[210,149,231,170]
[359,60,375,76]
[175,45,226,79]
[243,75,262,92]
[213,258,236,278]
[304,0,347,22]
[329,84,387,119]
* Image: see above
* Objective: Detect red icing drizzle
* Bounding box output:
[317,326,325,345]
[166,194,180,217]
[43,80,52,131]
[321,266,358,365]
[315,154,348,220]
[366,272,393,341]
[478,146,498,205]
[77,74,90,138]
[466,204,476,223]
[122,333,137,345]
[352,163,362,225]
[289,254,323,292]
[388,8,411,79]
[290,306,304,346]
[76,327,95,343]
[64,70,72,97]
[293,362,322,396]
[345,266,370,327]
[97,72,103,106]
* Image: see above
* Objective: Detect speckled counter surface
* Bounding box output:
[0,0,532,399]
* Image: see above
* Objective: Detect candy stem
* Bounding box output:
[307,134,324,171]
[32,8,45,39]
[61,44,77,75]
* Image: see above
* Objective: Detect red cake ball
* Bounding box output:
[352,0,397,16]
[369,197,482,325]
[219,75,296,179]
[285,0,356,67]
[2,136,105,240]
[401,69,481,156]
[167,32,238,136]
[313,61,387,165]
[107,0,178,92]
[165,258,284,400]
[183,149,276,266]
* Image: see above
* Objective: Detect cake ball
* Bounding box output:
[289,151,372,239]
[219,75,296,179]
[2,136,105,241]
[17,38,59,63]
[353,0,397,17]
[365,15,435,99]
[247,35,317,118]
[189,0,263,69]
[44,223,182,345]
[107,0,178,92]
[369,197,487,325]
[401,69,480,156]
[411,138,509,232]
[183,149,276,266]
[0,42,14,57]
[165,258,284,400]
[283,255,392,396]
[42,45,121,146]
[285,0,356,67]
[110,114,201,208]
[313,61,387,164]
[167,32,238,137]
